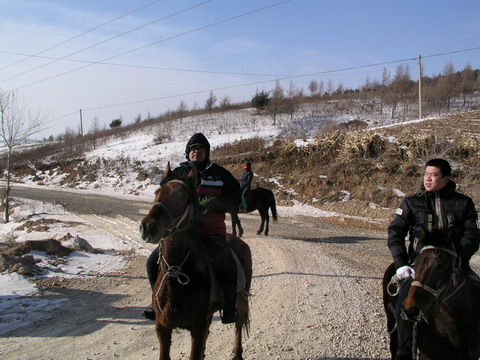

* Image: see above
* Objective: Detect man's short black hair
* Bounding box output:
[425,158,452,177]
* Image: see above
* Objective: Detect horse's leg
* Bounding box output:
[264,212,270,236]
[231,212,243,238]
[257,209,269,235]
[156,324,173,360]
[189,318,211,360]
[237,215,244,238]
[231,291,249,360]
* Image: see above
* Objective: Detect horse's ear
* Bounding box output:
[188,163,197,186]
[165,162,173,178]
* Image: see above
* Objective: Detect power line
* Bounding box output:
[0,49,296,77]
[49,45,478,121]
[11,0,295,91]
[0,0,216,84]
[0,0,164,73]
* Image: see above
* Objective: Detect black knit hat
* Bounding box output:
[185,133,210,161]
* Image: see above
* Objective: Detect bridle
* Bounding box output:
[411,244,464,302]
[153,178,197,314]
[153,179,196,236]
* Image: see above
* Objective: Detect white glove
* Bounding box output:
[396,265,415,280]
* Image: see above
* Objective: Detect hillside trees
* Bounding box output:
[0,90,47,222]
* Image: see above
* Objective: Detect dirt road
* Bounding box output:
[1,196,396,360]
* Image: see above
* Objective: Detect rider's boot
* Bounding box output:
[221,282,237,324]
[207,235,238,324]
[142,304,155,320]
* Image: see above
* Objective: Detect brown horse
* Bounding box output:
[229,187,278,237]
[382,228,480,360]
[140,163,252,360]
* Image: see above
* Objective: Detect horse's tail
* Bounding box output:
[240,290,251,336]
[269,190,278,222]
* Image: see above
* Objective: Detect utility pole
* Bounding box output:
[79,109,84,136]
[418,55,423,119]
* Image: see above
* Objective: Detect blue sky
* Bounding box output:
[0,0,479,137]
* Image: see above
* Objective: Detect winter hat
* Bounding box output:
[185,133,210,161]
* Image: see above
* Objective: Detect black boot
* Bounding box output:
[220,282,237,324]
[205,235,238,324]
[142,304,155,320]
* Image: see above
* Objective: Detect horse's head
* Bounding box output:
[140,162,200,244]
[403,227,461,319]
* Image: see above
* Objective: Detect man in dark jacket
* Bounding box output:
[387,158,480,360]
[238,161,253,211]
[144,133,241,324]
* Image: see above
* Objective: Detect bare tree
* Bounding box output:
[441,62,456,111]
[177,101,188,120]
[285,81,302,120]
[204,91,217,113]
[89,116,101,150]
[459,63,476,107]
[308,79,318,96]
[134,113,142,124]
[0,90,48,222]
[380,67,391,114]
[268,81,284,125]
[326,80,334,96]
[219,95,231,109]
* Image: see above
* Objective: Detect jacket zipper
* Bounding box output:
[434,191,445,230]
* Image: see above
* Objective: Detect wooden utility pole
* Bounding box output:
[79,109,84,136]
[418,55,423,119]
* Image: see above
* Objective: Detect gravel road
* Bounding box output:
[3,187,395,360]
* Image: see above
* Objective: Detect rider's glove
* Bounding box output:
[198,196,224,213]
[396,265,415,280]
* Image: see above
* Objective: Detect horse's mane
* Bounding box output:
[415,227,459,254]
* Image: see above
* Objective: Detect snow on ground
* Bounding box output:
[0,198,132,335]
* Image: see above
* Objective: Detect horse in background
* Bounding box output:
[140,163,252,360]
[229,187,278,237]
[382,227,480,360]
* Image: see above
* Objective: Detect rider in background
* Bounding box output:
[387,158,480,360]
[144,132,241,324]
[239,161,253,211]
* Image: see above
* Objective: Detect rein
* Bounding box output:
[155,250,191,315]
[411,245,464,301]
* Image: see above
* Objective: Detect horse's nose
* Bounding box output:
[402,296,419,320]
[139,220,150,240]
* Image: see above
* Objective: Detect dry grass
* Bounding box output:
[219,110,480,216]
